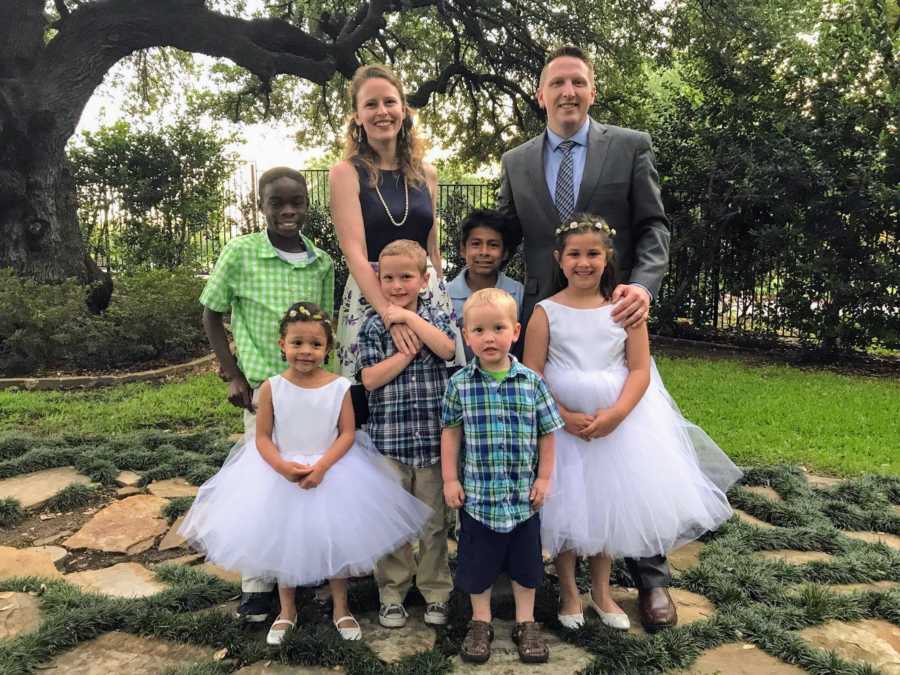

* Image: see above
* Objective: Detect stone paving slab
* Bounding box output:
[451,617,594,674]
[115,486,142,497]
[609,588,716,636]
[0,591,42,639]
[0,466,92,509]
[158,516,188,551]
[357,606,435,662]
[757,550,834,565]
[676,642,806,674]
[843,530,900,551]
[669,541,705,573]
[803,472,843,489]
[743,485,783,502]
[800,619,900,674]
[0,545,64,580]
[147,478,198,498]
[65,562,167,598]
[38,630,217,674]
[64,494,168,554]
[734,509,777,529]
[115,471,141,487]
[197,562,242,584]
[28,545,67,563]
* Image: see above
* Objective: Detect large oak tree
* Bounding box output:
[0,0,662,303]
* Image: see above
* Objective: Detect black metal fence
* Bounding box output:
[81,164,806,340]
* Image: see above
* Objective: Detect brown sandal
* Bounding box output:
[512,621,549,663]
[460,620,494,663]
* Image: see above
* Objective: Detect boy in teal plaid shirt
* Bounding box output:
[441,288,564,665]
[200,166,334,622]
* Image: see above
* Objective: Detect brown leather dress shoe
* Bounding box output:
[638,587,677,632]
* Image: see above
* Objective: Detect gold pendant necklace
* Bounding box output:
[374,173,409,227]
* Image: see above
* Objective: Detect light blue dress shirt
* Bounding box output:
[543,118,591,212]
[542,118,653,300]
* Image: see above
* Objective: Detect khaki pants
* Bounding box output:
[240,394,276,594]
[375,459,452,604]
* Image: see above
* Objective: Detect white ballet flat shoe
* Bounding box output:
[266,617,296,645]
[334,615,362,640]
[582,592,630,631]
[558,611,585,629]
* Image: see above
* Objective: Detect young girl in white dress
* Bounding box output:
[179,302,432,645]
[523,217,741,631]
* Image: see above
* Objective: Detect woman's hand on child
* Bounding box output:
[298,465,326,489]
[530,478,551,509]
[443,480,465,509]
[583,409,624,439]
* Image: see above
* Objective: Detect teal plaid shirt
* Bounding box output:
[199,231,334,388]
[442,357,564,532]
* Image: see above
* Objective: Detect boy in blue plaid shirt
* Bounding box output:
[358,240,457,629]
[441,288,564,665]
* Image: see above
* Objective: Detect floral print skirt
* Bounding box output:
[335,262,467,379]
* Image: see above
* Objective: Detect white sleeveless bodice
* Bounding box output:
[539,299,627,372]
[269,375,351,456]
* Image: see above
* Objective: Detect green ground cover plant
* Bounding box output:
[2,352,896,476]
[0,465,897,674]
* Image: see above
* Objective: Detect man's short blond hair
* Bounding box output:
[539,45,596,88]
[463,288,519,324]
[379,239,427,274]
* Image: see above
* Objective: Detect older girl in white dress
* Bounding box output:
[524,217,741,631]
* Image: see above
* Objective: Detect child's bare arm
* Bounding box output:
[523,304,593,436]
[584,322,651,438]
[255,381,312,481]
[203,308,254,411]
[360,352,415,391]
[300,389,356,489]
[441,426,465,509]
[530,432,555,509]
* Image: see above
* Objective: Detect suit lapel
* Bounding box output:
[524,133,561,226]
[576,119,610,212]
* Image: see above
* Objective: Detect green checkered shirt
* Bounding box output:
[442,357,564,532]
[199,231,334,388]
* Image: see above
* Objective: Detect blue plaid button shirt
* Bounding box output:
[442,357,564,532]
[357,301,455,467]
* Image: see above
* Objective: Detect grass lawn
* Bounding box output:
[656,355,900,476]
[1,354,897,476]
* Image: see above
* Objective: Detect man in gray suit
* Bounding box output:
[497,45,675,631]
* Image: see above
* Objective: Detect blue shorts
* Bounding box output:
[455,509,543,594]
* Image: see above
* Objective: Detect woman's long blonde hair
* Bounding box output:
[342,64,427,188]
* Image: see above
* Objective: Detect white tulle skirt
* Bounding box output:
[179,432,432,586]
[540,362,741,559]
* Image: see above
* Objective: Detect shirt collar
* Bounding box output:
[471,354,527,382]
[545,117,591,152]
[448,267,513,300]
[255,230,318,263]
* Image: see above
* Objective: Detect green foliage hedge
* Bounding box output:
[0,268,206,377]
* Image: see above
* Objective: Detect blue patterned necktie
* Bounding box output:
[554,139,577,224]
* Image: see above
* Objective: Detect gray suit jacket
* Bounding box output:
[497,118,671,329]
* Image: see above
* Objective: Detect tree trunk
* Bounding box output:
[0,0,111,306]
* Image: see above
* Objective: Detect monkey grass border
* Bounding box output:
[0,463,898,674]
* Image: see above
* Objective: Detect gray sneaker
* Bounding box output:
[378,603,408,628]
[424,601,449,626]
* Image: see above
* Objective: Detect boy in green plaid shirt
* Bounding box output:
[441,288,564,665]
[200,166,334,622]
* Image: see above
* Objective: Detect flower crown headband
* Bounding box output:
[288,305,331,327]
[554,220,616,237]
